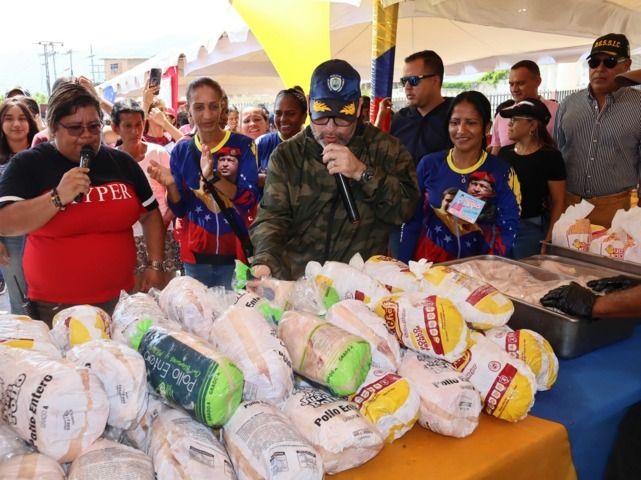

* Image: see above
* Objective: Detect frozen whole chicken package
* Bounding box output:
[278,311,371,396]
[123,392,170,453]
[0,315,61,359]
[158,276,232,339]
[375,292,470,362]
[0,422,32,460]
[50,305,111,351]
[398,350,481,438]
[67,438,154,480]
[111,291,181,349]
[224,400,324,480]
[362,255,433,293]
[150,409,235,480]
[327,299,401,372]
[483,326,559,391]
[209,305,294,406]
[451,332,537,422]
[306,258,390,309]
[348,368,420,443]
[284,388,384,474]
[66,339,148,430]
[0,452,65,480]
[421,265,514,330]
[0,347,109,463]
[138,327,244,427]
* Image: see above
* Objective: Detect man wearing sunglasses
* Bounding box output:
[249,59,419,280]
[555,33,640,228]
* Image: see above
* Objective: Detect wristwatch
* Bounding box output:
[359,167,375,184]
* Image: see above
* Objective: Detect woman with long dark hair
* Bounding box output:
[0,98,39,313]
[399,91,521,262]
[497,98,566,258]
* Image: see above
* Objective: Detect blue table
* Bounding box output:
[532,324,641,480]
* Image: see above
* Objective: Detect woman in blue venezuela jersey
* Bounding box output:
[148,77,258,288]
[399,91,521,263]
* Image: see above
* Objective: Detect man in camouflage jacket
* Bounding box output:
[250,59,419,280]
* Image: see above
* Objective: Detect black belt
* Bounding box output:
[192,252,236,266]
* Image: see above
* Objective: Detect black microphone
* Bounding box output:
[335,174,360,224]
[75,145,95,203]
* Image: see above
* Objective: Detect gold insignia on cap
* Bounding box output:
[312,100,332,113]
[339,102,356,116]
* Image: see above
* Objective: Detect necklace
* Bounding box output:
[447,148,488,184]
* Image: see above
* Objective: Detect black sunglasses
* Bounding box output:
[400,73,437,87]
[587,56,626,69]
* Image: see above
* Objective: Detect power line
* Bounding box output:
[64,49,74,76]
[35,41,63,95]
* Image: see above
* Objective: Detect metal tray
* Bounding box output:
[541,242,641,277]
[521,254,641,284]
[439,255,637,359]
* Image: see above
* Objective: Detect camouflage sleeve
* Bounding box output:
[249,146,292,279]
[359,133,419,225]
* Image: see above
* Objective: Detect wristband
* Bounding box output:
[50,188,66,211]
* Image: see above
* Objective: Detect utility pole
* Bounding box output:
[64,49,74,76]
[35,41,63,95]
[88,45,97,83]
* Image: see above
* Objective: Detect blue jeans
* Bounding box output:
[512,217,545,259]
[0,236,27,315]
[184,262,235,289]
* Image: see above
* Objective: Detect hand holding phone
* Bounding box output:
[148,68,162,92]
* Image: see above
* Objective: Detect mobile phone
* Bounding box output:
[149,68,162,90]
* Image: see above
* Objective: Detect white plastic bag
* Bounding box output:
[68,438,154,480]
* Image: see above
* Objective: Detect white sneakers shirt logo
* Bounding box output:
[328,75,344,93]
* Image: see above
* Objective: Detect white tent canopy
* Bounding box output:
[100,0,640,99]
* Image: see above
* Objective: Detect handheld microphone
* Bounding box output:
[334,174,360,224]
[75,145,95,203]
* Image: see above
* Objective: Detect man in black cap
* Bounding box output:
[250,59,419,280]
[555,33,640,228]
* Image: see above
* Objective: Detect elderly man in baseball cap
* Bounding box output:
[249,59,419,280]
[555,33,640,228]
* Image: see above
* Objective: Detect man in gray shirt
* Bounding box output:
[555,33,641,228]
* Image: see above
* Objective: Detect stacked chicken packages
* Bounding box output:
[0,253,558,478]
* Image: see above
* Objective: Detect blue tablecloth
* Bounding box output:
[532,324,641,480]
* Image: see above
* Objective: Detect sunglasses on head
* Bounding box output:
[587,56,626,69]
[311,116,354,127]
[399,73,437,87]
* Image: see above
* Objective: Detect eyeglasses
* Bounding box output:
[508,116,534,124]
[58,121,103,136]
[399,73,437,87]
[587,56,627,69]
[311,116,354,127]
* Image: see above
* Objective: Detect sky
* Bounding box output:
[0,0,235,96]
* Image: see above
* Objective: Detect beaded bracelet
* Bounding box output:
[50,188,65,211]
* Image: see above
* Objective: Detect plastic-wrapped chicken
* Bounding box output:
[452,332,537,422]
[422,265,514,330]
[348,368,420,443]
[209,305,294,406]
[67,438,154,480]
[278,311,371,396]
[398,350,481,438]
[158,276,232,339]
[111,291,182,349]
[375,293,470,362]
[0,453,65,480]
[138,327,244,427]
[284,388,383,474]
[66,339,148,430]
[327,299,401,372]
[0,347,109,463]
[305,258,390,309]
[224,400,323,480]
[483,326,559,391]
[362,255,432,293]
[50,305,111,351]
[0,422,31,460]
[150,409,235,480]
[0,315,61,358]
[122,393,170,453]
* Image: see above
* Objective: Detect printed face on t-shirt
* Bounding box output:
[217,154,239,181]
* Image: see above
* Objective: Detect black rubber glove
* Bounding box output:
[540,281,596,319]
[586,275,641,294]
